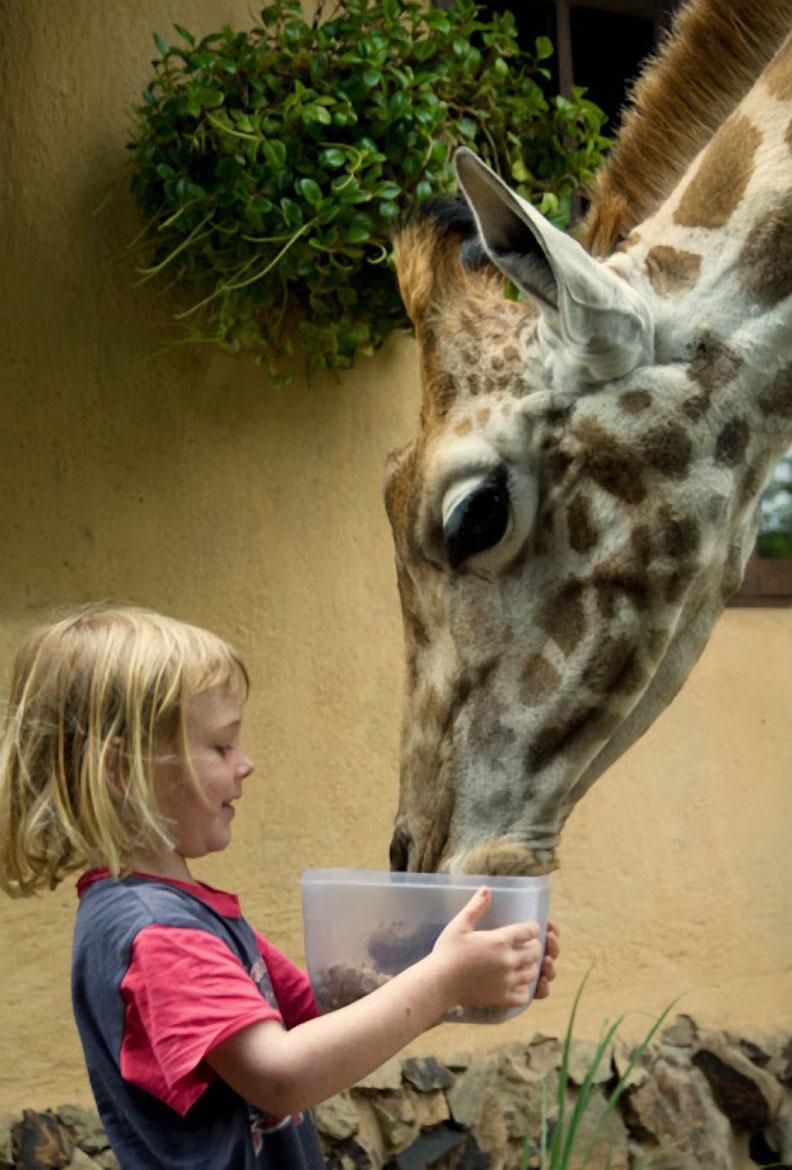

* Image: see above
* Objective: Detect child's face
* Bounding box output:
[152,686,254,860]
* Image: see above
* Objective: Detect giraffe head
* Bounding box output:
[384,145,777,876]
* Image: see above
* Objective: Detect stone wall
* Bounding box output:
[3,1017,790,1170]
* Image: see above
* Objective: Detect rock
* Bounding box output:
[324,1135,377,1170]
[526,1036,562,1080]
[0,1113,16,1170]
[612,1038,651,1091]
[356,1058,403,1092]
[64,1151,95,1170]
[624,1057,735,1169]
[402,1057,455,1093]
[497,1045,533,1086]
[763,1093,792,1163]
[692,1040,784,1129]
[555,1088,629,1170]
[371,1091,418,1154]
[12,1110,74,1170]
[342,1097,386,1169]
[429,1130,489,1170]
[447,1057,497,1131]
[471,1085,508,1155]
[661,1014,698,1049]
[627,1146,700,1170]
[404,1087,450,1130]
[315,1092,361,1141]
[766,1036,792,1085]
[567,1039,613,1088]
[54,1107,108,1155]
[90,1152,120,1170]
[391,1123,466,1170]
[445,1052,472,1071]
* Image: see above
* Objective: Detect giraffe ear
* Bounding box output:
[454,148,653,385]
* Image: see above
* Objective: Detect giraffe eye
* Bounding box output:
[442,470,511,569]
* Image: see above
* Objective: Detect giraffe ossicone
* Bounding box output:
[385,0,792,876]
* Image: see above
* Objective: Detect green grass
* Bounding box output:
[522,972,677,1170]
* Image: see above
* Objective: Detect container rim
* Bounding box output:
[301,868,551,890]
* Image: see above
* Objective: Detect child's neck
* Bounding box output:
[131,850,195,884]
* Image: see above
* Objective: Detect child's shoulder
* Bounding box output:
[76,872,211,934]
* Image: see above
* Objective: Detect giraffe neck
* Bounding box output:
[613,34,792,391]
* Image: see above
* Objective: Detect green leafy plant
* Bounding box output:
[522,973,676,1170]
[128,0,609,378]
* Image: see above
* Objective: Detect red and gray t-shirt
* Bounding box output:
[72,870,326,1169]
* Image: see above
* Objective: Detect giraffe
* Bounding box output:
[383,0,792,877]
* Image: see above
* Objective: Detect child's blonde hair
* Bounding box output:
[0,604,248,896]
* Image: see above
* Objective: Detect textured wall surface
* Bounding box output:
[1,0,790,1114]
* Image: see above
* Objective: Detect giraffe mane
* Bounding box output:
[580,0,792,256]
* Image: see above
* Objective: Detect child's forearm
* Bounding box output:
[207,951,455,1117]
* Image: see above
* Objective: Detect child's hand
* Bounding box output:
[431,886,542,1010]
[533,919,560,999]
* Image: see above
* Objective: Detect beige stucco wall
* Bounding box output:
[1,0,790,1114]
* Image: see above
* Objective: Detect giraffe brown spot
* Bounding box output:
[520,654,560,705]
[592,526,652,616]
[683,393,709,421]
[715,418,750,466]
[592,557,651,613]
[765,40,792,100]
[460,311,478,334]
[503,346,519,362]
[674,114,761,229]
[690,332,743,389]
[567,493,599,554]
[659,511,700,560]
[454,418,473,437]
[528,704,622,775]
[619,389,652,414]
[739,195,792,305]
[661,567,693,605]
[467,373,481,396]
[645,245,702,295]
[574,418,647,503]
[539,580,587,655]
[491,354,505,372]
[582,634,635,693]
[759,363,792,418]
[476,408,490,427]
[641,423,693,479]
[426,371,460,419]
[547,449,573,484]
[615,231,641,253]
[526,706,600,774]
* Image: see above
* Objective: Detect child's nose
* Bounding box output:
[238,752,254,779]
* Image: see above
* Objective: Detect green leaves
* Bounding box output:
[128,0,609,381]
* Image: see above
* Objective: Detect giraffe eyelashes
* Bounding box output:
[443,469,511,570]
[438,463,538,575]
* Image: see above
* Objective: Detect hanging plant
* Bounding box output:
[127,0,609,379]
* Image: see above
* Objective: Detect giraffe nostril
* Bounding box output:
[389,825,412,872]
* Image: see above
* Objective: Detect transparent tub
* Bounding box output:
[301,868,551,1024]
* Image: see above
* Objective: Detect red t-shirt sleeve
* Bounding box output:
[253,930,321,1027]
[119,924,281,1116]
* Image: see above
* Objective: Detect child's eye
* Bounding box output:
[215,745,232,756]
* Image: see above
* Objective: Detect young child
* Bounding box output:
[0,604,559,1169]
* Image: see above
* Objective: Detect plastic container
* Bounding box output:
[301,868,551,1024]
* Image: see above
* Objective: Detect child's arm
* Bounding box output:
[206,887,548,1118]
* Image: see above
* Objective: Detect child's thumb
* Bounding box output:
[455,885,491,931]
